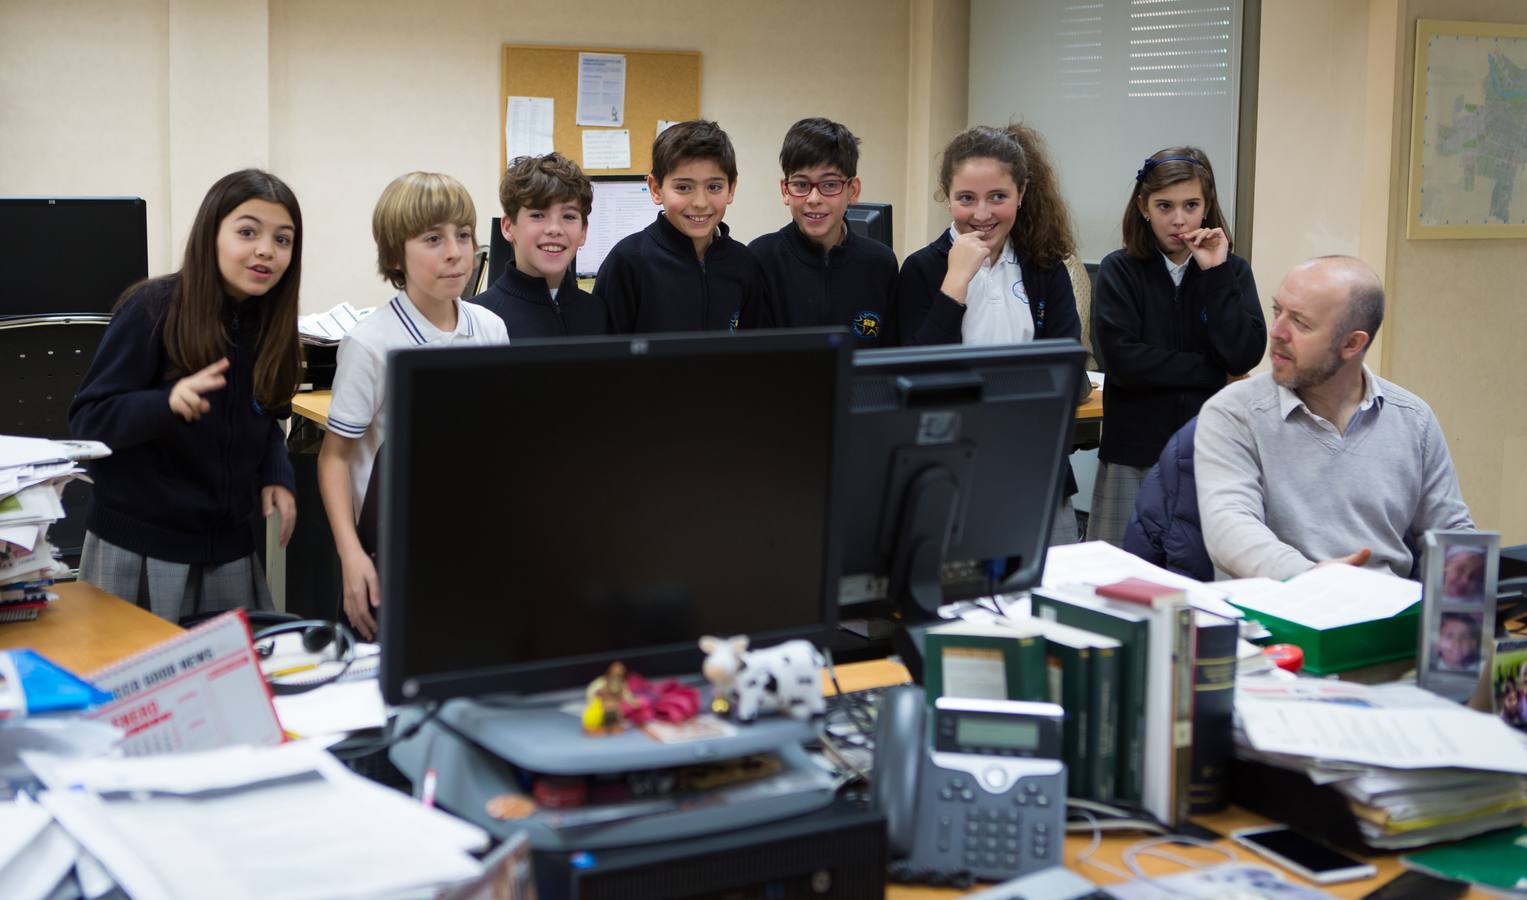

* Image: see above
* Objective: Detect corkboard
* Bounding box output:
[500,44,701,177]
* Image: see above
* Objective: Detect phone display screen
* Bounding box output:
[956,716,1040,750]
[1238,828,1365,873]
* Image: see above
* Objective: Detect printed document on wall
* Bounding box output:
[505,96,554,160]
[576,52,626,127]
[582,130,632,170]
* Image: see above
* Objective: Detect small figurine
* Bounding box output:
[699,635,826,724]
[583,661,635,735]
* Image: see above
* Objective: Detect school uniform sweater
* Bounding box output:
[893,230,1083,497]
[747,221,898,346]
[1092,249,1265,467]
[472,264,610,338]
[594,212,775,334]
[68,276,296,565]
[893,230,1081,347]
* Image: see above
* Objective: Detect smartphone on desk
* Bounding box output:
[1231,825,1377,884]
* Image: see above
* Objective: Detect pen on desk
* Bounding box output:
[421,768,438,808]
[265,662,319,679]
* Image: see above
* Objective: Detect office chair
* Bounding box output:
[0,314,113,564]
[465,245,489,298]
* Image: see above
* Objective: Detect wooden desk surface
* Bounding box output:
[292,390,330,427]
[0,581,182,674]
[830,661,1475,899]
[293,386,1104,427]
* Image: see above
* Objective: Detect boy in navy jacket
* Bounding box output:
[474,152,610,338]
[594,120,774,333]
[748,118,897,346]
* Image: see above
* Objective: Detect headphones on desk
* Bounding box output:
[253,619,358,696]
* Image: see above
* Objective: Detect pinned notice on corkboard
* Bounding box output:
[500,44,701,177]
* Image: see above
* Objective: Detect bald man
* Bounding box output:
[1194,255,1472,580]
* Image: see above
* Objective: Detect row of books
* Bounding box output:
[923,577,1238,828]
[0,435,109,620]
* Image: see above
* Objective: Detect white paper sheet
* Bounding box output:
[1237,700,1527,773]
[656,118,680,135]
[32,743,486,900]
[1042,541,1241,618]
[576,52,626,126]
[273,680,387,738]
[582,129,632,170]
[505,95,554,160]
[1228,564,1421,630]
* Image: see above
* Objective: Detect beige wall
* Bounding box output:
[1386,0,1527,542]
[1251,0,1527,542]
[1,0,915,311]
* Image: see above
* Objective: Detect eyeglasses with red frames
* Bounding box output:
[783,177,849,198]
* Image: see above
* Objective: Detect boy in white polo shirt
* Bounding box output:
[317,171,508,639]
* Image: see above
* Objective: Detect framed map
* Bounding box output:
[1408,19,1527,239]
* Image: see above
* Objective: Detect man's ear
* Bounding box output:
[499,215,515,244]
[1343,330,1371,360]
[847,176,862,205]
[646,174,662,204]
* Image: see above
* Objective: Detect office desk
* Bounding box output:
[0,581,181,672]
[4,592,1444,898]
[833,661,1471,900]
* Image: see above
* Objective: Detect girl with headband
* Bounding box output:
[1089,147,1265,548]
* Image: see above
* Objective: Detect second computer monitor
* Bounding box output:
[845,203,893,250]
[839,340,1086,620]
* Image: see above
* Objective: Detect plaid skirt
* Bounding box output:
[1085,462,1150,548]
[78,531,273,624]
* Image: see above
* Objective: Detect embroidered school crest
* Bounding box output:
[851,310,882,339]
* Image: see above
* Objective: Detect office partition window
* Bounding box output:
[969,0,1251,264]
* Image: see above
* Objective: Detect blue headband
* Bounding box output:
[1135,155,1205,183]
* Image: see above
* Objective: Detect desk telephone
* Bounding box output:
[873,686,1067,883]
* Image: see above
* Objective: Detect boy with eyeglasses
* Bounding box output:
[595,119,774,333]
[748,117,897,345]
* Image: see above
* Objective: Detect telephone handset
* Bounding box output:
[872,685,1067,883]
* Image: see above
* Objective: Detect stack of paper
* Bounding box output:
[297,302,371,346]
[0,436,109,620]
[1235,677,1527,848]
[20,742,488,899]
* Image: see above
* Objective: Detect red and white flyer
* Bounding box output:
[86,609,283,755]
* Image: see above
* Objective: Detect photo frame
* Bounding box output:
[1418,529,1499,703]
[1406,19,1527,239]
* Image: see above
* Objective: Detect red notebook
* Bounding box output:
[1094,578,1187,608]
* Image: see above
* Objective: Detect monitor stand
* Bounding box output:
[389,691,837,852]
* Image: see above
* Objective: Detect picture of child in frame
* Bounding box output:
[1442,545,1487,602]
[1490,639,1527,730]
[1434,611,1484,672]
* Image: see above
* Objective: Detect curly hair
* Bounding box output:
[499,152,593,222]
[937,124,1076,269]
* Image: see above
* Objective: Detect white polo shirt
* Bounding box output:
[327,291,509,517]
[952,227,1034,346]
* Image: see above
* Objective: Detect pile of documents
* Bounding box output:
[8,742,488,899]
[1235,678,1527,848]
[0,435,108,620]
[297,301,370,346]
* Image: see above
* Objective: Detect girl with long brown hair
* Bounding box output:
[70,169,304,621]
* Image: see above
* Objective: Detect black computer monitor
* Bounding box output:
[379,330,850,705]
[845,202,893,250]
[837,340,1086,623]
[0,197,148,318]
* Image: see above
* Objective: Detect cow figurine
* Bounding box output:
[699,635,826,723]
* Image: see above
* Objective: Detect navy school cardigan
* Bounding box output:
[593,212,776,334]
[68,275,295,565]
[747,220,898,346]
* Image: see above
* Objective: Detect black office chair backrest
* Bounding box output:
[0,314,112,563]
[356,443,384,558]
